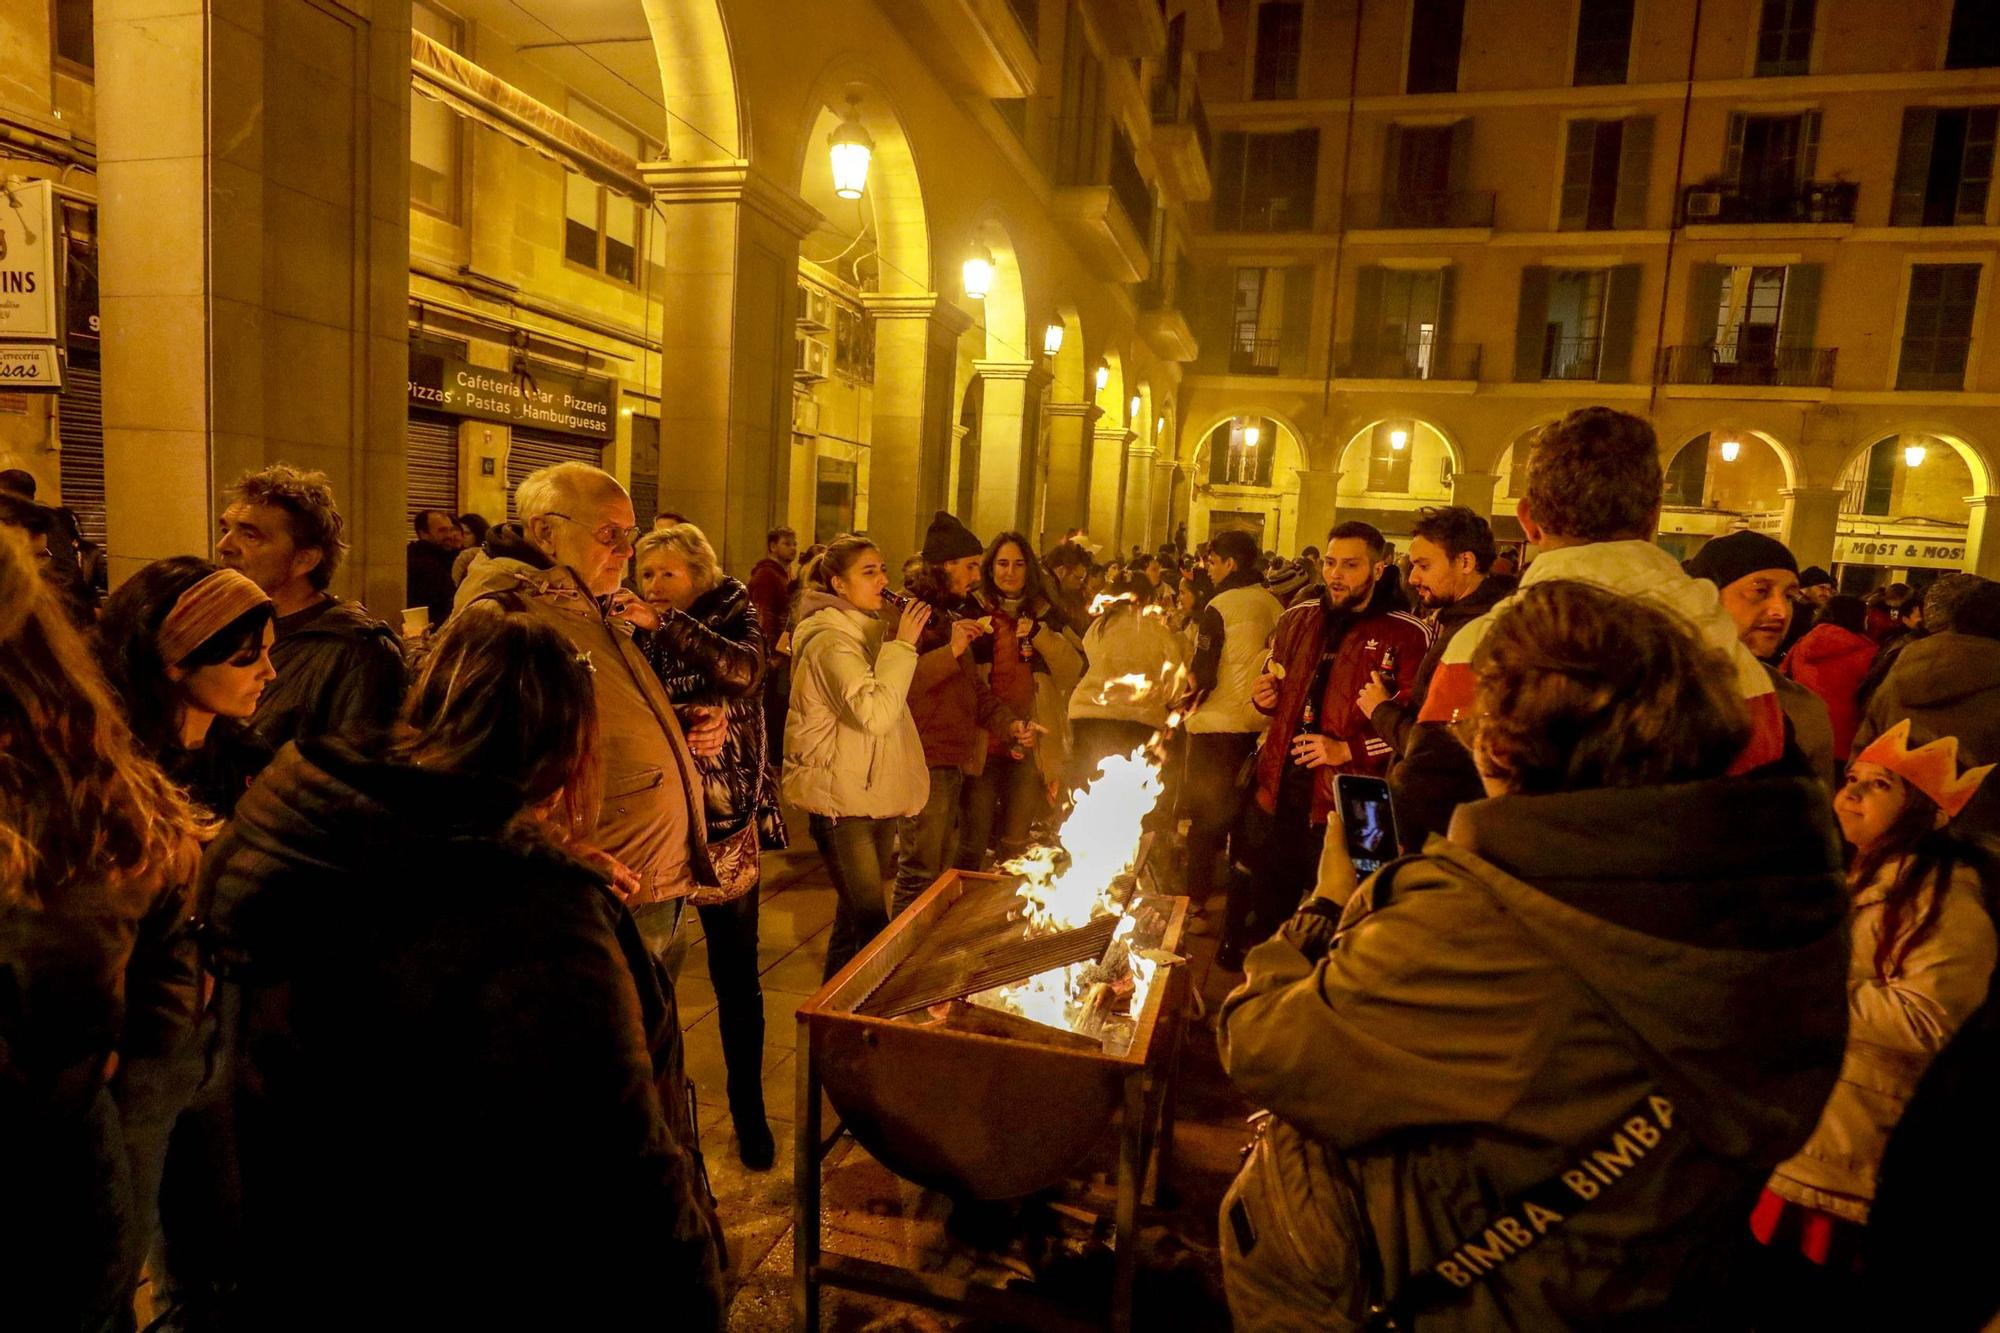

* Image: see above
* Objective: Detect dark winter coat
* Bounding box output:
[196,735,725,1331]
[405,538,458,626]
[908,595,1016,774]
[636,577,779,893]
[246,596,407,753]
[747,555,791,654]
[1220,776,1850,1331]
[1853,630,2000,838]
[1782,622,1878,760]
[161,719,275,819]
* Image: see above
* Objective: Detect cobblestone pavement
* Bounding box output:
[692,849,1252,1332]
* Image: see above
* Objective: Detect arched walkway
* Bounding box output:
[1185,415,1306,555]
[1825,431,1985,589]
[1656,431,1793,562]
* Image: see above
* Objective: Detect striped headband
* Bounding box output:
[155,569,271,666]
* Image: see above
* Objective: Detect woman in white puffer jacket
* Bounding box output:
[782,534,931,980]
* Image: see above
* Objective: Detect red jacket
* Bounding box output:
[908,598,1015,774]
[747,557,791,653]
[1783,623,1878,760]
[1255,585,1434,825]
[971,589,1051,757]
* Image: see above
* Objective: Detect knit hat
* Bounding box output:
[1798,565,1835,589]
[921,510,983,564]
[1686,531,1799,592]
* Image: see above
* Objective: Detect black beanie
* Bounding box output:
[921,510,983,563]
[1798,565,1835,589]
[1686,530,1799,591]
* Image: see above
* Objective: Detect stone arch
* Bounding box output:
[1333,418,1460,509]
[1830,425,1994,497]
[968,214,1029,363]
[1048,303,1088,403]
[791,65,933,294]
[643,0,743,159]
[1185,414,1308,554]
[1660,429,1797,512]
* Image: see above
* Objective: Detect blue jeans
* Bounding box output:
[894,766,965,918]
[957,751,1045,871]
[810,814,899,982]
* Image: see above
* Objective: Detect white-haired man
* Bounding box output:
[454,461,720,947]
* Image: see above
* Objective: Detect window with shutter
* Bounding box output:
[1279,265,1313,372]
[406,412,461,525]
[1947,0,2000,69]
[1891,106,1998,226]
[1408,0,1467,94]
[1559,119,1626,230]
[1252,2,1304,100]
[57,358,105,548]
[1573,0,1636,85]
[1898,262,1982,390]
[1597,264,1643,382]
[1755,0,1815,77]
[1514,267,1553,381]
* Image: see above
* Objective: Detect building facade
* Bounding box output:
[1178,0,2000,589]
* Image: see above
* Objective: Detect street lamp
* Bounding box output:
[962,244,994,300]
[1043,321,1065,356]
[1905,440,1928,468]
[1242,419,1261,449]
[1388,426,1410,452]
[1094,362,1110,393]
[827,96,874,200]
[1719,438,1741,463]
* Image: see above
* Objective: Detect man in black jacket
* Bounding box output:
[217,465,407,750]
[1356,505,1512,852]
[405,508,461,626]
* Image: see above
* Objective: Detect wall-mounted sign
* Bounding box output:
[0,181,58,341]
[1834,534,1968,569]
[408,351,614,441]
[0,344,61,389]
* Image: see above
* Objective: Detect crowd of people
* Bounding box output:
[5,401,2000,1330]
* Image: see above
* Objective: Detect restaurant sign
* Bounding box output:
[0,180,57,341]
[408,351,614,440]
[1834,534,1968,569]
[0,343,60,390]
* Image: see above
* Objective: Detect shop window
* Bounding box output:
[1213,131,1319,231]
[1365,423,1413,494]
[411,3,463,222]
[1407,0,1466,94]
[1251,2,1303,100]
[1890,106,1998,227]
[54,0,92,70]
[1754,0,1815,77]
[1573,0,1635,86]
[1560,117,1652,229]
[833,305,875,382]
[563,99,646,284]
[1898,262,1982,390]
[1947,0,2000,69]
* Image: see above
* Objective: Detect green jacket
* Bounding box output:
[1220,776,1850,1330]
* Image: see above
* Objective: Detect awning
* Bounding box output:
[410,31,649,201]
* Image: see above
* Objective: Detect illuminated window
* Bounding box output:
[411,3,463,222]
[564,99,647,284]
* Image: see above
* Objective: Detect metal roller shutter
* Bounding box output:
[506,426,605,518]
[406,411,460,524]
[57,358,106,549]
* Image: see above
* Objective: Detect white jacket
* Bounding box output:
[1187,582,1283,735]
[781,592,930,820]
[1068,601,1191,730]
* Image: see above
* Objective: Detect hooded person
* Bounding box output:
[1687,530,1837,787]
[1218,580,1851,1332]
[1782,595,1878,764]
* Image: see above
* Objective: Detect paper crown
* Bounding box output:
[1853,719,1996,819]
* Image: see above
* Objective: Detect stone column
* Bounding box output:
[1151,454,1179,544]
[1091,424,1134,552]
[645,161,819,576]
[1122,439,1156,551]
[1043,400,1102,540]
[1449,470,1500,519]
[1966,495,2000,579]
[863,293,976,570]
[1295,468,1342,552]
[96,0,412,611]
[1780,485,1845,572]
[970,358,1048,539]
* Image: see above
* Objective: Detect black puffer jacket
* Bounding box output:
[637,578,777,859]
[197,734,725,1331]
[246,597,406,751]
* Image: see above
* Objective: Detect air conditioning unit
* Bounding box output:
[795,334,830,382]
[1684,189,1725,221]
[797,285,833,333]
[792,390,821,437]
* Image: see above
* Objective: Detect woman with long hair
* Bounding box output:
[0,525,212,1331]
[1751,719,1996,1321]
[958,531,1084,869]
[782,535,931,980]
[196,597,724,1330]
[617,522,781,1170]
[1219,580,1852,1330]
[97,556,277,818]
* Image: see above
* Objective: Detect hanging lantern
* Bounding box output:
[1719,438,1741,463]
[1905,441,1928,469]
[1242,419,1262,449]
[1095,362,1110,393]
[827,96,874,201]
[962,244,994,300]
[1043,321,1065,356]
[1388,426,1410,452]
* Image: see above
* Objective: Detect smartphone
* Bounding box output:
[1333,775,1398,877]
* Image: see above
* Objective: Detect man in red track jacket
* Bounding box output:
[1219,521,1431,968]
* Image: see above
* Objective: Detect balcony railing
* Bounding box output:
[1109,128,1154,240]
[1897,337,1972,391]
[1656,343,1838,388]
[1346,190,1496,230]
[1677,180,1858,225]
[1336,339,1481,381]
[1230,334,1282,375]
[1214,191,1314,232]
[1541,335,1603,381]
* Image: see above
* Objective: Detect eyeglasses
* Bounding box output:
[546,512,641,551]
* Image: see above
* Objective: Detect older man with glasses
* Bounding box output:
[453,461,724,960]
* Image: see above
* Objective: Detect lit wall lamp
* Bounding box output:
[1094,362,1110,393]
[1719,438,1741,463]
[1129,394,1142,423]
[1242,419,1262,449]
[1388,425,1410,452]
[962,244,994,300]
[1043,321,1065,356]
[1905,440,1928,468]
[827,95,874,200]
[1156,417,1167,438]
